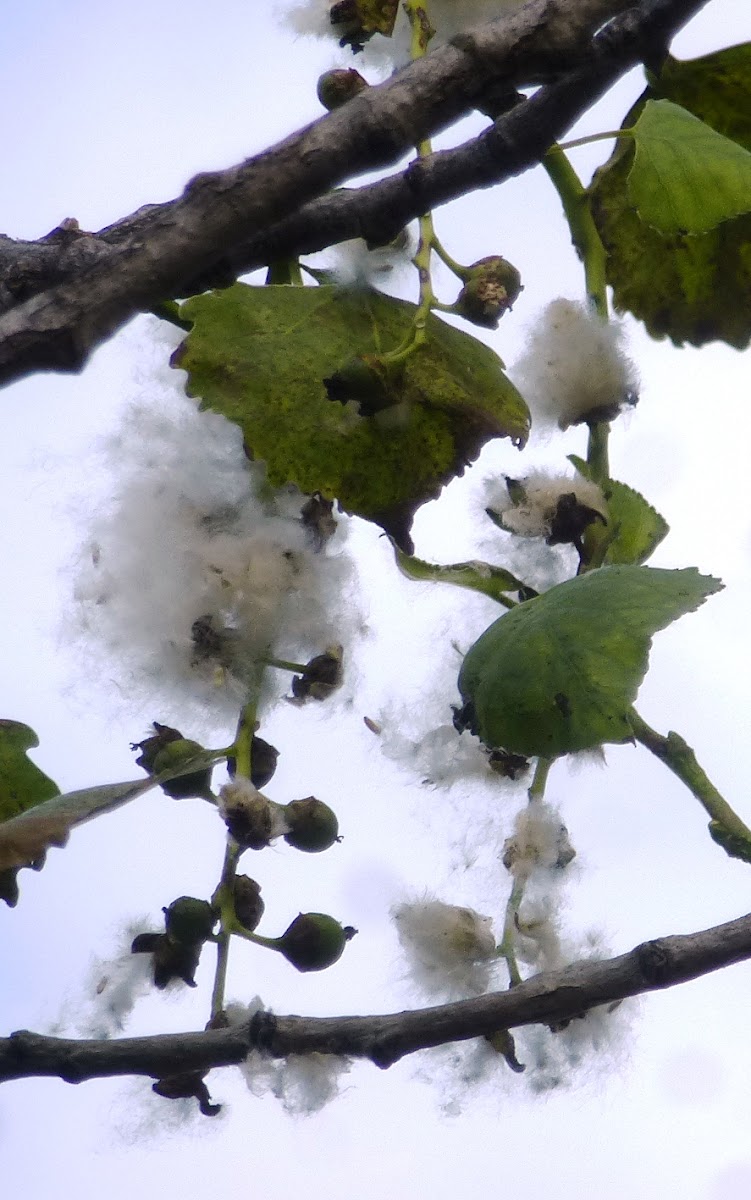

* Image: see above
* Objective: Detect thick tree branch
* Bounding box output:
[0,0,702,390]
[0,0,703,314]
[234,0,702,272]
[3,908,751,1086]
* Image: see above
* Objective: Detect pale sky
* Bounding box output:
[2,4,751,1199]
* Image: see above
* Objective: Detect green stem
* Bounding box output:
[498,877,525,987]
[528,756,553,803]
[558,129,633,152]
[431,232,469,281]
[233,698,258,780]
[375,0,441,369]
[542,146,608,319]
[265,258,304,286]
[210,840,242,1020]
[263,655,307,674]
[586,419,611,485]
[226,924,280,950]
[404,0,435,57]
[629,708,751,850]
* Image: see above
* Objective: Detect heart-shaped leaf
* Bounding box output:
[457,565,721,757]
[628,99,751,235]
[590,43,751,347]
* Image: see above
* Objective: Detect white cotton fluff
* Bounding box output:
[227,999,351,1115]
[434,987,633,1106]
[378,720,493,785]
[70,386,352,721]
[52,921,154,1039]
[475,509,577,596]
[512,299,638,431]
[502,802,576,881]
[513,893,564,971]
[519,934,634,1094]
[241,1051,352,1115]
[217,777,290,842]
[325,231,415,288]
[486,470,608,539]
[393,896,497,998]
[282,0,525,71]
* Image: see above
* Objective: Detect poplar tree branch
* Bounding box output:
[0,0,706,390]
[3,908,751,1086]
[195,0,706,271]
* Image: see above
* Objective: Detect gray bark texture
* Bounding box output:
[0,0,706,387]
[3,909,750,1086]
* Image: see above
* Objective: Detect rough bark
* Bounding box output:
[0,0,706,389]
[3,909,750,1086]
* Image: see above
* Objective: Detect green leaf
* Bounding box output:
[392,540,524,605]
[628,100,751,235]
[457,565,722,757]
[0,720,59,906]
[0,744,225,905]
[590,43,751,347]
[177,284,529,549]
[0,720,59,822]
[569,456,668,565]
[0,778,157,875]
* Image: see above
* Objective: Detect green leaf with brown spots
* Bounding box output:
[176,284,529,550]
[333,0,399,48]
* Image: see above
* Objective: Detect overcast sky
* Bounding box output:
[3,3,751,1198]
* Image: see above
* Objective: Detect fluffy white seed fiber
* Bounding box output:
[513,299,638,430]
[282,0,525,70]
[218,778,290,841]
[393,896,497,998]
[52,921,154,1039]
[486,471,607,539]
[228,998,351,1115]
[504,802,575,880]
[379,720,492,785]
[71,386,351,719]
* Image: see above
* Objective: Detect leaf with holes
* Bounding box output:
[176,284,529,550]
